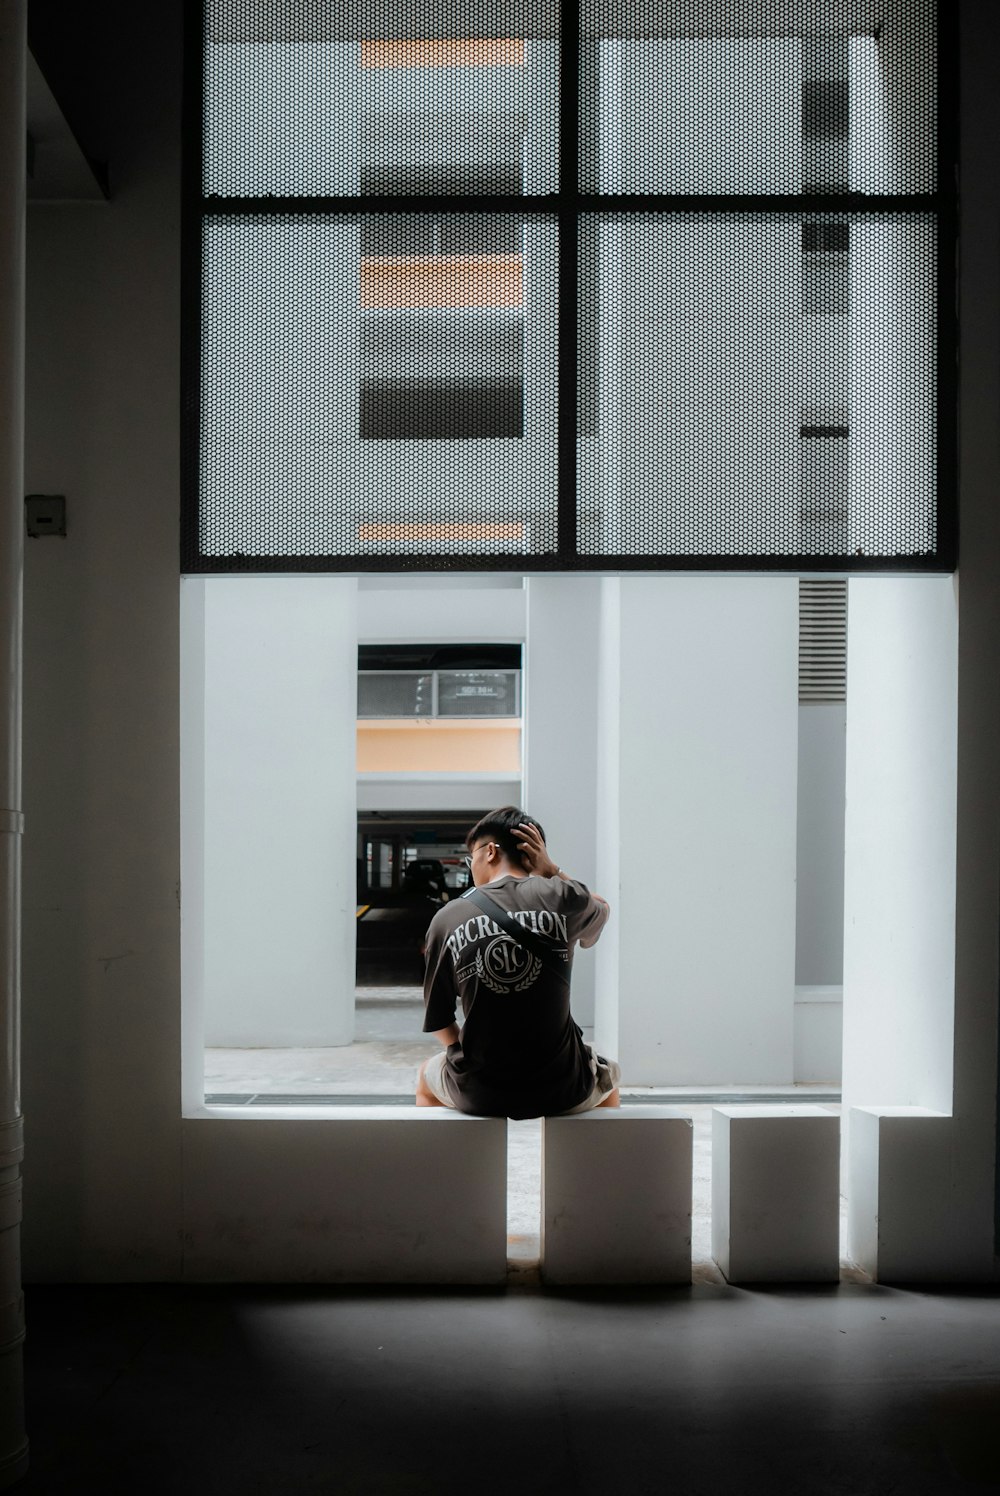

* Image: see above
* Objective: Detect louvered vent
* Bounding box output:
[799,580,847,702]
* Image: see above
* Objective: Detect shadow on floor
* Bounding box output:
[18,1281,1000,1495]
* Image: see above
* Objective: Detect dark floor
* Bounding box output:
[18,1282,1000,1495]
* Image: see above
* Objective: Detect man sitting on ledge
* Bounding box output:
[416,806,621,1118]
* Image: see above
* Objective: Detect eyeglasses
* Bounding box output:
[463,841,494,869]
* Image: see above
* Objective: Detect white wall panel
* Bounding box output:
[357,582,525,643]
[598,578,798,1085]
[795,702,846,985]
[598,39,800,194]
[842,577,957,1117]
[202,577,358,1047]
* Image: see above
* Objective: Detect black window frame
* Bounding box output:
[180,0,958,574]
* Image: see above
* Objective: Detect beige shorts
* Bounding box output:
[420,1045,621,1116]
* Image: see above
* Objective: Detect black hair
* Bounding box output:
[465,806,546,870]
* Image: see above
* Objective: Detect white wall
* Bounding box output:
[849,215,936,558]
[842,577,958,1116]
[595,216,800,558]
[356,778,521,816]
[598,39,800,194]
[596,577,799,1085]
[356,579,525,644]
[850,3,937,196]
[592,42,800,557]
[206,43,359,196]
[793,989,843,1084]
[794,698,845,1083]
[197,577,358,1047]
[795,702,846,985]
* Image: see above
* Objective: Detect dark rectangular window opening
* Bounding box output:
[803,80,849,141]
[360,379,524,439]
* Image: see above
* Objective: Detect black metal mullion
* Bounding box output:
[199,191,943,219]
[182,549,951,576]
[202,193,558,216]
[558,0,580,561]
[575,193,941,215]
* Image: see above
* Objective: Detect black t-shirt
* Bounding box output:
[422,873,610,1119]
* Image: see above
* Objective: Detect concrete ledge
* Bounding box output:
[181,1109,506,1284]
[541,1108,692,1285]
[848,1106,957,1282]
[712,1106,840,1283]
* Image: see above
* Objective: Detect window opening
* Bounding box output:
[355,642,522,989]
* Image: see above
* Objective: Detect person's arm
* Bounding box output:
[422,918,461,1042]
[516,821,609,906]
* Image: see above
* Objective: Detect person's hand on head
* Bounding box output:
[516,821,560,879]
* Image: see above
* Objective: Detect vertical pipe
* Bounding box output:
[0,0,27,1485]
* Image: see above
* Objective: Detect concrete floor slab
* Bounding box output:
[20,1281,1000,1495]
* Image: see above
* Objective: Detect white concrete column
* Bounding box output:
[593,578,621,1058]
[848,215,936,558]
[795,701,846,987]
[202,578,358,1047]
[0,1,28,1482]
[610,213,798,557]
[849,1,937,195]
[842,578,958,1119]
[839,1,1000,1286]
[523,40,558,195]
[842,577,958,1265]
[595,577,798,1085]
[523,576,602,1026]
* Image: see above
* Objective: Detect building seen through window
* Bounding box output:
[355,643,522,986]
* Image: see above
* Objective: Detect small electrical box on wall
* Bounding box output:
[25,494,66,538]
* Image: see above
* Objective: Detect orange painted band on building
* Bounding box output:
[358,722,522,774]
[360,39,524,68]
[361,255,522,309]
[358,521,525,543]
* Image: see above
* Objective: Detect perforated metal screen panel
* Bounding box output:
[184,0,954,571]
[577,212,937,558]
[200,213,557,558]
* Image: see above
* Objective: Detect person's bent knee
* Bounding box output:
[416,1055,449,1108]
